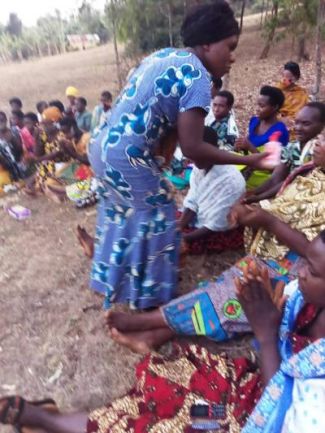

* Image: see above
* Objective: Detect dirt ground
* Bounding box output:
[0,23,324,423]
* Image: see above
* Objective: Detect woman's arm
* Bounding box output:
[229,205,309,257]
[235,262,282,385]
[178,109,267,169]
[183,226,213,242]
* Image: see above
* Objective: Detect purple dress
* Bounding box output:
[88,48,211,309]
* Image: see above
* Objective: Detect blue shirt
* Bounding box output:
[248,116,289,148]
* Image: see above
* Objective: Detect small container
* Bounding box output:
[6,205,31,220]
[260,131,282,170]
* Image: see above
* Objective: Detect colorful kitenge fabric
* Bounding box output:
[87,343,262,433]
[243,289,325,433]
[161,253,300,341]
[88,47,211,309]
[87,285,320,433]
[280,139,315,173]
[210,114,239,151]
[0,137,21,182]
[245,165,325,260]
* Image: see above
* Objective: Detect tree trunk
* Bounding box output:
[260,0,279,59]
[260,0,266,28]
[297,21,310,61]
[239,0,246,33]
[110,0,123,91]
[313,0,325,100]
[167,1,174,47]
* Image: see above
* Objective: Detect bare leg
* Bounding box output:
[110,327,174,354]
[106,308,168,333]
[77,225,94,258]
[19,403,88,433]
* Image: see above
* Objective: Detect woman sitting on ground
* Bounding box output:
[1,229,325,433]
[236,85,289,188]
[246,101,325,203]
[54,117,96,207]
[105,134,325,352]
[0,111,22,190]
[277,61,309,126]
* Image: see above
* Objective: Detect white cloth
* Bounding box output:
[281,378,325,433]
[183,164,245,232]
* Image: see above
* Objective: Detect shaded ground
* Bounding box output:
[0,23,324,422]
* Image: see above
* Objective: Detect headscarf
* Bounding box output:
[65,86,79,98]
[42,107,63,123]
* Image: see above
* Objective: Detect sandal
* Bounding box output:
[0,396,57,433]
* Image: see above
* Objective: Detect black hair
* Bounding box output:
[24,112,38,123]
[284,61,301,80]
[101,91,112,100]
[181,0,239,47]
[49,100,65,113]
[216,90,234,108]
[211,77,223,90]
[9,97,22,108]
[203,126,218,145]
[36,100,47,112]
[59,117,78,130]
[0,111,7,121]
[78,97,87,106]
[260,85,285,109]
[11,110,24,120]
[305,102,325,124]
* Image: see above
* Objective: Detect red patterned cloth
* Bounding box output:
[87,303,318,433]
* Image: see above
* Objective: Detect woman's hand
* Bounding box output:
[60,139,77,158]
[235,261,284,344]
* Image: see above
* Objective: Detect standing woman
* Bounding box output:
[88,0,265,309]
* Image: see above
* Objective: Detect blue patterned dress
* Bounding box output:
[88,48,211,309]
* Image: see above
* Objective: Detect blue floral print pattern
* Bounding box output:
[88,47,211,309]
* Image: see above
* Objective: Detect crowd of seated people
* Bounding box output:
[1,35,325,432]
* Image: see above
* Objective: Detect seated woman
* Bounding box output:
[180,126,246,254]
[56,117,96,207]
[104,136,325,352]
[277,61,309,127]
[236,85,289,188]
[246,102,325,203]
[0,111,22,190]
[1,231,325,433]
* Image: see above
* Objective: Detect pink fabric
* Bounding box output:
[21,127,35,154]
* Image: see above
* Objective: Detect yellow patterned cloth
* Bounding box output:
[277,82,309,120]
[87,343,261,433]
[246,167,325,259]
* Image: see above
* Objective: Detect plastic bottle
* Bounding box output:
[260,131,282,170]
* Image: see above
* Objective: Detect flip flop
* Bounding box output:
[0,396,58,433]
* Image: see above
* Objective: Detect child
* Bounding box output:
[36,100,48,123]
[179,126,245,253]
[91,90,113,132]
[9,97,23,112]
[208,90,239,151]
[75,97,92,132]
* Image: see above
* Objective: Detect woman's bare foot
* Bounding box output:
[43,185,65,204]
[106,309,167,333]
[110,328,152,354]
[77,225,94,259]
[110,327,174,354]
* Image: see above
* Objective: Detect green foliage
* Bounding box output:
[0,1,110,63]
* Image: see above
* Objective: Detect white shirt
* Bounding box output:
[183,164,245,232]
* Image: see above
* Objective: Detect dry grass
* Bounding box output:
[0,26,324,424]
[0,44,121,113]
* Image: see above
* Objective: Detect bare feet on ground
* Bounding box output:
[77,225,94,259]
